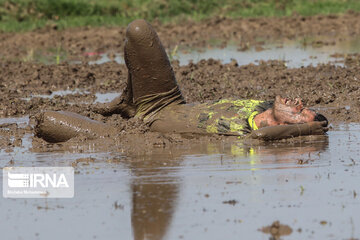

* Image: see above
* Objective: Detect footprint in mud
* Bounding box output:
[260,221,293,240]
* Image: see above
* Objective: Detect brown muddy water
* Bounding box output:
[1,41,360,240]
[0,115,360,240]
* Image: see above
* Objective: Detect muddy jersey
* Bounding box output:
[149,99,269,136]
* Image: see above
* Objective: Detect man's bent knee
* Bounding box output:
[126,19,153,44]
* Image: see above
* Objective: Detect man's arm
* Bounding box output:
[247,121,328,140]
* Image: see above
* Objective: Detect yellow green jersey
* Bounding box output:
[149,99,272,136]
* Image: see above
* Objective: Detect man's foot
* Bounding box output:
[93,93,136,118]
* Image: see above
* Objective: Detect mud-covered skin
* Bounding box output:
[272,96,317,124]
[253,95,319,128]
[151,99,264,136]
[35,111,117,143]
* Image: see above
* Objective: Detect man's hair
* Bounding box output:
[314,113,328,127]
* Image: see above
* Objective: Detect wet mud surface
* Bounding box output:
[1,120,360,240]
[0,57,359,124]
[1,49,360,155]
[0,15,360,240]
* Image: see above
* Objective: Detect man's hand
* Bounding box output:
[306,121,329,135]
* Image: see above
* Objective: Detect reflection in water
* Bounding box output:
[129,157,181,240]
[127,136,329,240]
[239,136,330,170]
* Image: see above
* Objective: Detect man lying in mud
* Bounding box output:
[35,19,328,143]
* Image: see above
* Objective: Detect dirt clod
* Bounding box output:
[261,221,293,240]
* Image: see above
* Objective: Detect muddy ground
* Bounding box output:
[1,57,359,154]
[0,13,360,155]
[0,58,359,121]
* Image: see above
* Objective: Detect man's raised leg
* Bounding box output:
[95,19,184,119]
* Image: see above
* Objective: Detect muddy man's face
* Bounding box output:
[273,96,316,124]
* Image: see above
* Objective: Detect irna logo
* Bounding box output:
[3,167,74,198]
[8,172,69,188]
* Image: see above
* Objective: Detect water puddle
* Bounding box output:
[22,90,120,104]
[94,92,120,103]
[0,116,359,240]
[91,37,360,68]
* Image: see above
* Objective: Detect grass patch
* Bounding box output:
[0,0,360,32]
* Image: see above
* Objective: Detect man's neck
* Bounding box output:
[254,109,280,128]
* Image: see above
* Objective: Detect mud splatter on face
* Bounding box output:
[273,96,316,124]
